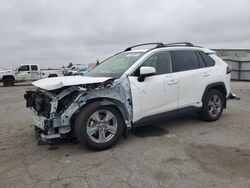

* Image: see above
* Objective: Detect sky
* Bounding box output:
[0,0,250,69]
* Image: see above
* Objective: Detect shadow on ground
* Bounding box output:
[132,125,169,138]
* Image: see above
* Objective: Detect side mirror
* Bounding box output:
[138,66,156,82]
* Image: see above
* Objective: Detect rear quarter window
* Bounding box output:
[199,51,215,67]
[196,51,207,68]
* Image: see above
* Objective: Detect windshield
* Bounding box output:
[86,52,145,78]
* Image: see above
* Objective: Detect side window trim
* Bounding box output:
[196,51,208,68]
[170,51,177,72]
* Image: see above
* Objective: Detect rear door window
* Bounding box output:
[31,65,38,71]
[171,50,199,72]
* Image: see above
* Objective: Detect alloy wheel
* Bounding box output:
[86,110,118,143]
[208,94,222,118]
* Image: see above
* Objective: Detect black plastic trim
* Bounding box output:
[201,82,227,108]
[164,42,194,47]
[124,43,165,52]
[133,106,201,127]
[124,42,196,52]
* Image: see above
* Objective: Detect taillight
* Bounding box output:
[226,66,232,74]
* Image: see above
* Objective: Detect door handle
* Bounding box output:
[27,71,30,74]
[202,72,210,77]
[168,79,178,85]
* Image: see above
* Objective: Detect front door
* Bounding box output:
[16,65,32,81]
[128,51,178,122]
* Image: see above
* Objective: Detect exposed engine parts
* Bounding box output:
[24,77,133,144]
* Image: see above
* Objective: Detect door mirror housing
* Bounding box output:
[138,66,156,82]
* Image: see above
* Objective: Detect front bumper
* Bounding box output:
[228,92,240,100]
[25,87,87,141]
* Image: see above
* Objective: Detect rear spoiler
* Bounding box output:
[202,48,216,54]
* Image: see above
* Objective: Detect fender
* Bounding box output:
[2,75,15,81]
[85,98,131,137]
[85,98,130,122]
[202,82,227,108]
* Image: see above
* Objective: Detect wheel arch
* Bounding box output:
[71,97,130,136]
[202,82,227,108]
[3,75,15,81]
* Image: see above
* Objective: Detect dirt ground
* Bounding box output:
[0,82,249,188]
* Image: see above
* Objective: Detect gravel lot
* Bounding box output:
[0,82,250,188]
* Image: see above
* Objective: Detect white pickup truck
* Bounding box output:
[0,64,63,86]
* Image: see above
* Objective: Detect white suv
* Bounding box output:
[24,42,231,150]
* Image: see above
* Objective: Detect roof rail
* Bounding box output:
[164,42,194,47]
[124,42,165,52]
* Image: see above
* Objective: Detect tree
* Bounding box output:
[96,59,100,66]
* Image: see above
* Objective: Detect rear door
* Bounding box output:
[196,51,217,85]
[128,51,178,122]
[171,50,205,109]
[30,65,40,80]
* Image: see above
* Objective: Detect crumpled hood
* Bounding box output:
[32,76,112,90]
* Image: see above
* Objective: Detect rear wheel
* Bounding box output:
[200,89,224,122]
[74,102,124,150]
[3,78,15,87]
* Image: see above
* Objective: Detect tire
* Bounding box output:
[200,89,225,122]
[74,102,124,150]
[3,78,15,87]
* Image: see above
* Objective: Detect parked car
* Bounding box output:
[63,64,88,76]
[67,65,88,76]
[0,64,63,86]
[24,42,231,150]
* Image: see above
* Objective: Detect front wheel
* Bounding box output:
[200,89,225,122]
[3,78,15,87]
[74,102,124,150]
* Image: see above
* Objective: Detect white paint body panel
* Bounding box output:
[129,73,178,122]
[0,69,12,74]
[126,46,230,122]
[140,66,156,75]
[32,76,112,90]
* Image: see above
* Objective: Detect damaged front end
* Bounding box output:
[24,76,133,144]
